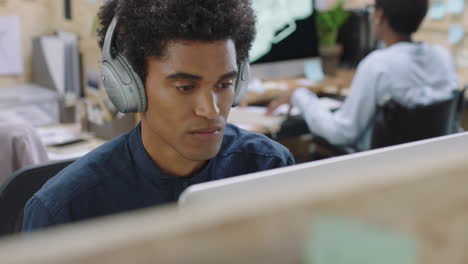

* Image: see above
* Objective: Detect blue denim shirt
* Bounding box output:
[22,123,294,231]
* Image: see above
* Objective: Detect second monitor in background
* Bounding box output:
[338,8,375,67]
[249,0,319,79]
[249,2,376,80]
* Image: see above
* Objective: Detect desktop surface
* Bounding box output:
[242,68,354,106]
[38,123,106,161]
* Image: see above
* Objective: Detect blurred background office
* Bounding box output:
[0,0,467,177]
[1,1,468,262]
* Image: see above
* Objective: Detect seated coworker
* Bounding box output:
[23,0,294,231]
[267,0,458,151]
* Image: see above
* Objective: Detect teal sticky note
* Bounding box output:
[304,59,324,82]
[304,216,418,264]
[428,1,446,20]
[447,0,465,14]
[449,24,465,45]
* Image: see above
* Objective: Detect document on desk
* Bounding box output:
[36,126,88,147]
[228,107,284,134]
[268,98,342,116]
[0,16,23,75]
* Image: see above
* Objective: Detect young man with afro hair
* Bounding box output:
[23,0,294,231]
[268,0,459,151]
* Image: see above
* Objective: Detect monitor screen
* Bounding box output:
[338,9,375,67]
[250,0,319,64]
[248,0,319,79]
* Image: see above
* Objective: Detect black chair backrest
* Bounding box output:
[0,158,76,236]
[371,95,457,149]
[452,85,467,133]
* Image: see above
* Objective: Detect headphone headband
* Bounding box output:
[103,16,119,61]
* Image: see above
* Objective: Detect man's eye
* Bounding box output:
[176,85,195,92]
[219,82,234,89]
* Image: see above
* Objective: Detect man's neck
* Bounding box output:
[140,124,207,178]
[383,32,412,47]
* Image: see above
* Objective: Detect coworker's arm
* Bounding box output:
[292,60,383,146]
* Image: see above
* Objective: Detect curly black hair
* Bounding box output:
[376,0,428,35]
[97,0,256,82]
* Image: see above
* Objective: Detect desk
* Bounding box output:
[227,108,318,162]
[227,107,285,135]
[38,124,107,161]
[235,69,354,161]
[242,69,355,106]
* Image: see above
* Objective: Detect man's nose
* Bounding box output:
[194,90,220,119]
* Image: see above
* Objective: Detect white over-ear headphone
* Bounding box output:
[101,16,250,113]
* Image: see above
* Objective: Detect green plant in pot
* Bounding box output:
[316,0,349,76]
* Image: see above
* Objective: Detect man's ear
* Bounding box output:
[373,9,385,26]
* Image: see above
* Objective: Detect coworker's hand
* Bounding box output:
[265,94,292,116]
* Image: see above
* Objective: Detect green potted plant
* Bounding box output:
[316,0,349,76]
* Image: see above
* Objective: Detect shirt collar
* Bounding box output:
[128,123,215,186]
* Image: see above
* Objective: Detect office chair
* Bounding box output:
[451,85,467,133]
[371,96,455,148]
[312,88,466,158]
[0,158,76,236]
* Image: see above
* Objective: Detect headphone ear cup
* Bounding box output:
[101,61,130,112]
[115,55,147,112]
[100,55,147,113]
[232,61,250,107]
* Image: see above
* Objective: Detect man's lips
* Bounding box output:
[189,126,221,141]
[189,126,222,134]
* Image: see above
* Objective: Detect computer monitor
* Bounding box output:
[338,8,375,67]
[179,132,468,207]
[249,0,319,79]
[2,134,468,264]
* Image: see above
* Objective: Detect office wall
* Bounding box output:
[0,0,53,87]
[345,0,372,9]
[49,0,102,40]
[2,0,468,86]
[49,0,103,71]
[0,0,371,88]
[0,0,103,88]
[416,2,468,83]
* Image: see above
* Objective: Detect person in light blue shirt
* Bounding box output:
[23,0,294,232]
[267,0,458,151]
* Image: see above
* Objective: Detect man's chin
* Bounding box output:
[183,145,222,161]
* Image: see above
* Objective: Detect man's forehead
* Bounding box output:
[163,39,237,59]
[147,39,238,77]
